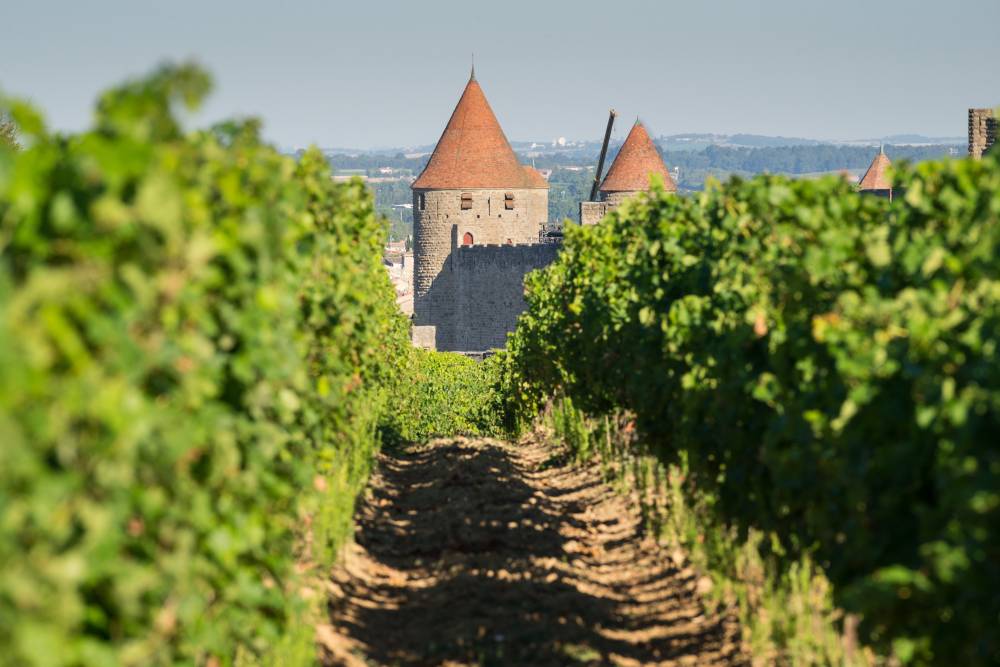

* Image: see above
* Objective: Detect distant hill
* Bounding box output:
[720,134,823,148]
[657,134,823,152]
[659,133,965,151]
[657,143,959,192]
[875,134,965,145]
[308,132,965,159]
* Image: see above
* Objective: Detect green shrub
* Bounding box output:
[382,349,503,444]
[505,156,1000,665]
[0,64,409,666]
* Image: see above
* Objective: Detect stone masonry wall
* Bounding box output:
[524,188,549,231]
[578,189,643,225]
[453,243,561,351]
[580,201,611,226]
[969,108,997,159]
[412,187,548,350]
[601,190,638,206]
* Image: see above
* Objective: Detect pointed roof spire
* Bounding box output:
[412,74,546,190]
[599,121,677,193]
[470,53,476,81]
[858,146,892,191]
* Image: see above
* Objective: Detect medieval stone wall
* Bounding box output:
[412,187,549,350]
[452,243,561,351]
[969,108,997,159]
[524,189,549,231]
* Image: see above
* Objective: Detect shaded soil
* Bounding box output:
[319,436,746,666]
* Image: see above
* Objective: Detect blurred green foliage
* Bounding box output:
[0,117,17,150]
[501,156,1000,665]
[0,64,410,665]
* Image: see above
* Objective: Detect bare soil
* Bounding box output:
[318,435,746,666]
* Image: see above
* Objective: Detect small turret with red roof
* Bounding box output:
[599,120,677,200]
[858,145,893,200]
[580,120,676,225]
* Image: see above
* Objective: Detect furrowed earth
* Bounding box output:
[318,435,746,666]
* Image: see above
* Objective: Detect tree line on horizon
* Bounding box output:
[350,142,958,236]
[328,141,957,176]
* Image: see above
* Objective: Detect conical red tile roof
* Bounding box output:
[858,147,892,191]
[412,75,547,190]
[600,121,676,193]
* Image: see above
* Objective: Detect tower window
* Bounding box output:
[419,193,426,210]
[462,232,474,246]
[461,193,473,210]
[504,192,514,210]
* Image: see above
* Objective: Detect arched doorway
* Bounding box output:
[462,232,474,246]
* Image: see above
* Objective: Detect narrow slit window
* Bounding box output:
[461,193,473,210]
[419,193,426,210]
[504,192,514,210]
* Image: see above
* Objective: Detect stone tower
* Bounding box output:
[411,70,549,351]
[580,121,676,225]
[858,145,893,200]
[969,108,997,159]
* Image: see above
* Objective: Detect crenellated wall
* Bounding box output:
[412,188,543,342]
[411,187,550,351]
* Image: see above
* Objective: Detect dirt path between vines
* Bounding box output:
[318,435,746,666]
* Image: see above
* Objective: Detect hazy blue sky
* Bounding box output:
[3,0,999,149]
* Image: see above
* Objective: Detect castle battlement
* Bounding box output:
[457,242,550,251]
[410,72,554,352]
[409,75,677,351]
[455,243,559,263]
